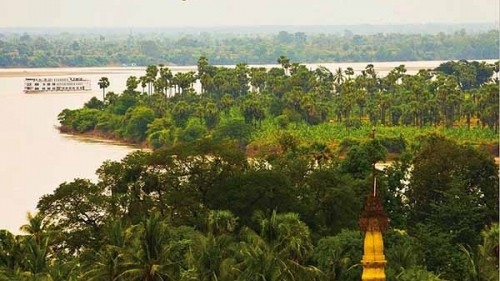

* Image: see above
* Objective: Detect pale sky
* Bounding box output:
[0,0,498,28]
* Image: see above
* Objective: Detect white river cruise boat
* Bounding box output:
[24,77,91,93]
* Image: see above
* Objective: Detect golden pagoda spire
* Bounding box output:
[359,128,388,281]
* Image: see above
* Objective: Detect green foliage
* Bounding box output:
[83,97,104,110]
[97,77,110,99]
[208,170,298,226]
[396,267,446,281]
[340,139,388,178]
[0,30,497,67]
[177,121,208,143]
[122,106,155,142]
[172,101,192,128]
[473,223,500,281]
[277,132,299,153]
[435,60,494,90]
[314,230,363,281]
[40,56,500,280]
[69,108,102,133]
[57,57,498,154]
[384,229,425,279]
[95,112,123,133]
[108,92,140,115]
[1,133,499,280]
[36,179,107,253]
[408,134,499,229]
[304,169,362,235]
[406,135,499,279]
[212,118,252,146]
[275,114,290,129]
[148,129,174,149]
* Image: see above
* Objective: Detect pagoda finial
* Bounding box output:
[371,126,376,195]
[359,125,388,280]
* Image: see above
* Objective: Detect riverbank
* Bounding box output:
[0,67,145,78]
[0,62,443,78]
[59,126,148,150]
[2,59,496,79]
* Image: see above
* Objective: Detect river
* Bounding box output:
[0,60,495,233]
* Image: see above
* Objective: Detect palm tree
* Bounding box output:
[159,66,173,97]
[332,67,346,89]
[197,56,210,78]
[220,94,233,116]
[145,65,159,95]
[234,227,287,281]
[462,95,476,130]
[83,221,126,281]
[477,84,499,132]
[477,223,499,281]
[126,76,139,92]
[203,102,220,131]
[314,66,334,97]
[172,101,192,127]
[139,76,147,94]
[309,142,332,169]
[234,211,321,281]
[0,230,22,274]
[235,63,250,96]
[250,67,267,93]
[459,223,499,281]
[173,72,197,95]
[18,212,58,279]
[207,210,237,236]
[119,213,175,281]
[200,73,213,95]
[435,75,461,128]
[277,56,291,75]
[396,267,445,281]
[344,67,354,79]
[241,97,265,128]
[194,104,205,124]
[178,211,239,281]
[20,212,47,245]
[259,211,314,264]
[98,77,110,100]
[21,236,52,279]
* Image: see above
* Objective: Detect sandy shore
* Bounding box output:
[0,64,204,78]
[0,68,146,78]
[0,60,495,78]
[0,64,421,78]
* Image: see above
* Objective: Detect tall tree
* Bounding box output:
[277,55,291,75]
[126,76,139,92]
[97,77,110,100]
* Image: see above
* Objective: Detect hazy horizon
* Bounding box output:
[0,23,496,36]
[1,0,498,28]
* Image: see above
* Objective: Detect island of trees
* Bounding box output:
[58,58,499,152]
[0,29,498,67]
[0,57,498,280]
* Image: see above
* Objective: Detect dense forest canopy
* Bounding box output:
[1,18,499,277]
[0,29,498,67]
[58,58,499,152]
[1,56,499,280]
[0,135,498,280]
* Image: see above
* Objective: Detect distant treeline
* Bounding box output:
[0,29,498,67]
